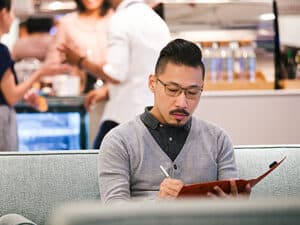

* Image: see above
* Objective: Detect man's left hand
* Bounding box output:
[207,179,251,198]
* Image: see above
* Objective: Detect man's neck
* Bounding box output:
[148,106,162,123]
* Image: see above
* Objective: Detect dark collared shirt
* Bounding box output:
[140,107,191,161]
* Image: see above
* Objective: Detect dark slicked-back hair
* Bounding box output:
[0,0,11,11]
[155,39,205,80]
[74,0,111,16]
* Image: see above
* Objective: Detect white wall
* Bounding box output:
[194,90,300,145]
[279,15,300,47]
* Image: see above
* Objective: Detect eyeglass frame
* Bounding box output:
[156,78,203,99]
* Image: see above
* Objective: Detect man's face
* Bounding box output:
[149,62,204,126]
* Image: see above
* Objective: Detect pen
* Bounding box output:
[160,165,170,178]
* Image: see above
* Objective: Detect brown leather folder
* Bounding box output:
[178,157,286,197]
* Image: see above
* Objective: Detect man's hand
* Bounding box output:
[84,85,109,111]
[207,179,251,198]
[159,178,184,199]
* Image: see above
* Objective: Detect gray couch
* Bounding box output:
[0,145,300,225]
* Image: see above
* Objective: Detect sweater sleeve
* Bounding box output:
[98,129,131,204]
[216,129,238,180]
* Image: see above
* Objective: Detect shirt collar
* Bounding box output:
[116,0,144,11]
[140,106,192,131]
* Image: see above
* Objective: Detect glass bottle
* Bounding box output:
[240,41,256,82]
[218,41,234,82]
[201,41,213,82]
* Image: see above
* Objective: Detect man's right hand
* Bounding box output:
[159,178,184,199]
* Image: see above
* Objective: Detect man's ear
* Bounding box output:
[148,74,156,92]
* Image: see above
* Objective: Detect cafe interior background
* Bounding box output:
[1,0,300,151]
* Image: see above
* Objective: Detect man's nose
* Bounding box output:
[175,91,188,108]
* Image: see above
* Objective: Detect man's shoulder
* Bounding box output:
[104,117,142,138]
[191,118,233,147]
[192,117,228,135]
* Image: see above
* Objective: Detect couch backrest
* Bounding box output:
[0,145,299,225]
[0,151,99,225]
[234,145,300,198]
[48,198,300,225]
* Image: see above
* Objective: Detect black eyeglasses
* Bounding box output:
[157,78,203,99]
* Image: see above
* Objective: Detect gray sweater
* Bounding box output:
[98,116,237,204]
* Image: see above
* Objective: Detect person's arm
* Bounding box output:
[45,18,67,64]
[98,130,131,204]
[59,15,130,85]
[1,68,41,106]
[210,130,251,197]
[1,63,68,106]
[84,84,109,111]
[57,45,120,84]
[216,130,238,180]
[11,39,23,61]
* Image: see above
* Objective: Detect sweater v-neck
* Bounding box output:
[136,117,196,164]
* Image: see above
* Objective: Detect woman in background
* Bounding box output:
[0,0,68,151]
[46,0,112,93]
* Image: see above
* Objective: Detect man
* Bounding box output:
[59,0,170,148]
[98,39,251,204]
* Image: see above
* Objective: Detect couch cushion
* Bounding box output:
[234,145,300,197]
[0,151,99,225]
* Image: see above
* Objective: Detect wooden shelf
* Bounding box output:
[204,80,274,91]
[279,80,300,89]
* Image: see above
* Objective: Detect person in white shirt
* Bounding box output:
[59,0,170,148]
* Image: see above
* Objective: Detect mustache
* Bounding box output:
[169,109,190,116]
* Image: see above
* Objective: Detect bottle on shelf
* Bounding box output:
[230,41,242,80]
[239,40,256,82]
[218,41,234,82]
[201,41,213,82]
[210,42,218,82]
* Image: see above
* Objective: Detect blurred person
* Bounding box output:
[12,17,54,61]
[17,20,27,38]
[59,0,170,148]
[98,39,251,204]
[0,0,68,151]
[46,0,112,93]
